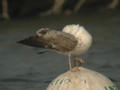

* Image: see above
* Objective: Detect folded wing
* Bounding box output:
[18,29,78,52]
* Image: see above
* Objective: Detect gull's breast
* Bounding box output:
[63,25,92,56]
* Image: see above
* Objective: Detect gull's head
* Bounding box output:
[36,28,49,37]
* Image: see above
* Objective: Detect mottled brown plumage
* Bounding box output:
[18,29,78,53]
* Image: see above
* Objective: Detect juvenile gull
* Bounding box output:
[18,25,92,72]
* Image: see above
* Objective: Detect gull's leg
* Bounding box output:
[68,53,72,71]
[69,56,85,72]
[68,54,80,72]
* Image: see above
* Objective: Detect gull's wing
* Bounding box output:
[17,36,45,48]
[18,29,78,52]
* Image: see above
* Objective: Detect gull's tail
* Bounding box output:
[17,36,44,48]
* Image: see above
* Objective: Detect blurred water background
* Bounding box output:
[0,10,120,90]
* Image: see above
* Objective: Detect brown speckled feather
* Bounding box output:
[18,29,78,52]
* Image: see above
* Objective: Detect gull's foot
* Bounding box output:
[70,66,80,72]
[75,57,85,65]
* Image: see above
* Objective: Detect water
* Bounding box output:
[0,11,120,90]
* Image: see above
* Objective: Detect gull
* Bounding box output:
[18,25,92,72]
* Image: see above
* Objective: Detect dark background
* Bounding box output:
[0,0,120,18]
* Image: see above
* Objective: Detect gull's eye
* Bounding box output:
[36,29,49,36]
[39,30,48,35]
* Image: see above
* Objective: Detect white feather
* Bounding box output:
[63,24,92,55]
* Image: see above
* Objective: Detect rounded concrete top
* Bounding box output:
[46,67,118,90]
